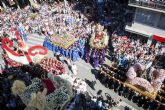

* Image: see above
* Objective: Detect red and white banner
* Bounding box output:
[2,37,48,65]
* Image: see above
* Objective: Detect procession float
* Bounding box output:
[89,23,109,49]
[99,63,165,107]
[86,23,109,68]
[1,31,48,66]
[42,3,88,62]
[1,29,73,110]
[12,75,73,110]
[125,63,165,99]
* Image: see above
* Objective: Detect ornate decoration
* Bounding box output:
[89,23,109,49]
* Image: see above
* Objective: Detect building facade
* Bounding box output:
[126,0,165,44]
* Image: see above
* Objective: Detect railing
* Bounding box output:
[129,0,165,11]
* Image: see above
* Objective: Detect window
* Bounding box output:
[157,14,165,30]
[134,9,156,26]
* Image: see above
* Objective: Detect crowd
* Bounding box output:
[94,0,134,36]
[67,92,122,110]
[110,34,164,70]
[95,64,165,110]
[0,2,91,42]
[0,0,165,110]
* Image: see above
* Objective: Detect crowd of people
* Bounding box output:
[95,64,165,110]
[0,0,165,110]
[110,34,164,70]
[67,92,122,110]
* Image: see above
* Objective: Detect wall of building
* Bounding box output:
[134,8,165,30]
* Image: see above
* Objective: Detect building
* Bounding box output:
[126,0,165,45]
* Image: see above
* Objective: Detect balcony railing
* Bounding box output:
[129,0,165,11]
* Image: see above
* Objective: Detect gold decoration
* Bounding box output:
[89,24,109,49]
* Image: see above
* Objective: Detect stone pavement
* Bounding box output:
[26,34,144,110]
[75,59,143,110]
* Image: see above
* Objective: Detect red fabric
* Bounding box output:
[61,68,65,73]
[53,66,56,70]
[28,45,48,56]
[2,38,21,56]
[122,36,128,40]
[153,35,165,43]
[42,79,55,95]
[15,31,24,47]
[25,53,32,63]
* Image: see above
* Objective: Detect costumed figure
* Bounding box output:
[89,23,109,49]
[87,23,109,67]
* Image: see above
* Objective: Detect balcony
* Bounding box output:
[129,0,165,13]
[125,22,165,38]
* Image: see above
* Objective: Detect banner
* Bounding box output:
[153,35,165,43]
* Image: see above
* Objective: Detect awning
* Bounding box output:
[125,25,152,37]
[152,35,165,43]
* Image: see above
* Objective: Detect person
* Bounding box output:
[0,64,4,74]
[71,63,78,75]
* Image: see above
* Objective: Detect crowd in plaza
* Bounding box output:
[0,0,165,110]
[110,34,165,69]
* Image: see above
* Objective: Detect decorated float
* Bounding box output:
[43,32,86,62]
[1,31,48,66]
[89,23,109,49]
[42,2,90,62]
[99,63,165,106]
[125,63,165,99]
[50,34,76,49]
[43,24,87,62]
[85,23,109,68]
[12,75,73,110]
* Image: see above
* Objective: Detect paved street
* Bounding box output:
[26,34,144,110]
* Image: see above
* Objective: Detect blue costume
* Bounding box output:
[18,26,27,42]
[72,50,77,62]
[65,49,69,58]
[69,49,72,59]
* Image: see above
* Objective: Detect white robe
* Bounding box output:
[71,64,78,75]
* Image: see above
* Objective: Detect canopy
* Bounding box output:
[153,35,165,43]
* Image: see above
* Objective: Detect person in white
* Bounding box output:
[71,63,78,75]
